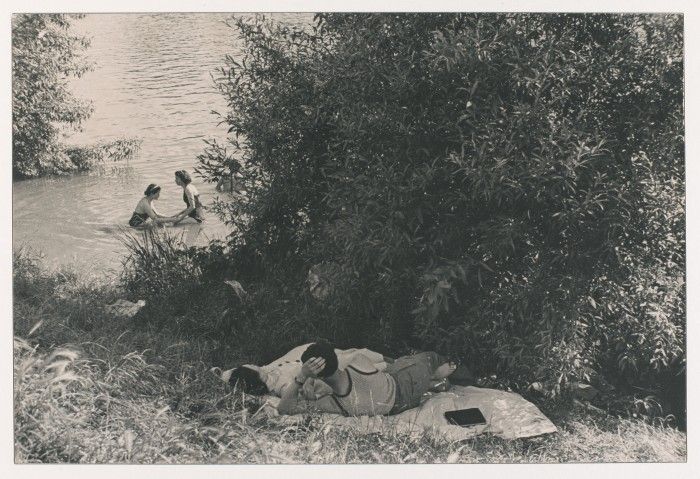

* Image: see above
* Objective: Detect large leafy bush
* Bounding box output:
[12,14,140,178]
[200,14,683,402]
[12,14,92,178]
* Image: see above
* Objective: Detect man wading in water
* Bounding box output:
[277,341,457,417]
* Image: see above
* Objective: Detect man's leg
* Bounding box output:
[386,352,455,414]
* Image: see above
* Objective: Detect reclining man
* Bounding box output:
[277,341,456,417]
[215,344,391,398]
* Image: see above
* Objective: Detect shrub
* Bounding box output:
[65,138,143,171]
[12,14,93,178]
[118,228,322,362]
[12,14,141,178]
[202,14,683,409]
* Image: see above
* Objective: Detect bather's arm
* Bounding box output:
[144,201,177,224]
[174,186,196,223]
[278,358,343,416]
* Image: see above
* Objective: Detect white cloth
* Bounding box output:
[260,385,557,441]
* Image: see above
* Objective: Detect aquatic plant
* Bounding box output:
[65,137,143,171]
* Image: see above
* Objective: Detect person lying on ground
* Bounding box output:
[128,183,179,227]
[277,341,457,417]
[214,344,391,398]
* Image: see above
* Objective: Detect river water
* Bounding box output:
[12,13,312,274]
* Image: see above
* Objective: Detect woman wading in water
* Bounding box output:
[173,170,205,224]
[129,184,179,227]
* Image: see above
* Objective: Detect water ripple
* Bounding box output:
[13,13,313,270]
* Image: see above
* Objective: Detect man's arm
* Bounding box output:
[277,357,343,415]
[278,389,341,415]
[304,378,333,399]
[278,357,323,415]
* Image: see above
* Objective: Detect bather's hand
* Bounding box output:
[300,357,326,380]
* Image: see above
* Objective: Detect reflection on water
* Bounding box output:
[13,13,312,273]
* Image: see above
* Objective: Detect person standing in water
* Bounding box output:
[173,170,205,224]
[129,184,179,227]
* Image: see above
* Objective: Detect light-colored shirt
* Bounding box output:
[260,344,387,397]
[333,366,396,416]
[184,183,199,208]
[277,354,396,417]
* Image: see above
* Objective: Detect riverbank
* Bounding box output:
[13,252,686,464]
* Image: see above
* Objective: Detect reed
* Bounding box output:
[119,227,203,316]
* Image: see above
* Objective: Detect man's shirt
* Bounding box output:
[260,345,387,397]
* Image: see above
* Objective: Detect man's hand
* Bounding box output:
[300,357,326,380]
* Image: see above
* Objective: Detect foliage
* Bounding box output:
[120,228,207,319]
[198,13,684,407]
[12,14,141,178]
[12,14,92,178]
[118,229,318,357]
[194,139,242,186]
[65,137,143,171]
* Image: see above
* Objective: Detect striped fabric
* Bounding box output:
[333,366,396,416]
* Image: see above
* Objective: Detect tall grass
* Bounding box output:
[13,250,686,463]
[120,228,201,308]
[117,228,325,362]
[109,230,692,422]
[14,331,687,463]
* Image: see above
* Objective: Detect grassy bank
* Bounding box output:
[13,252,686,464]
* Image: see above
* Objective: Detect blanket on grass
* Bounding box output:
[259,385,557,441]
